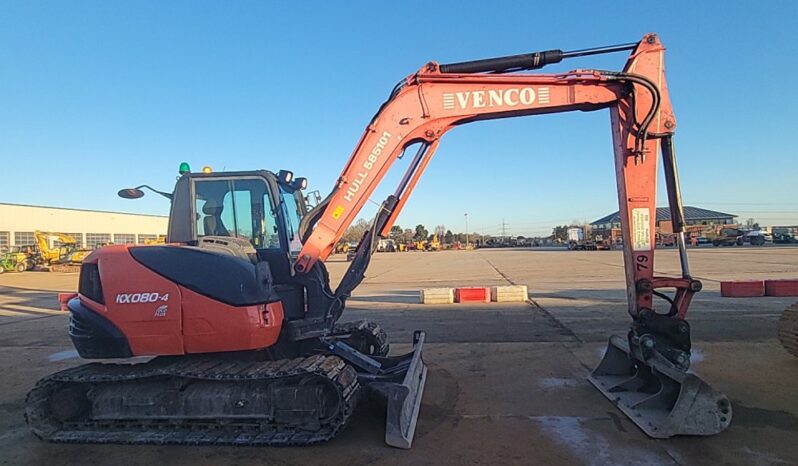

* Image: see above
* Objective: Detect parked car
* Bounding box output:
[738,231,769,246]
[772,227,796,244]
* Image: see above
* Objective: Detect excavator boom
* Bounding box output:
[296,33,730,438]
[297,34,677,318]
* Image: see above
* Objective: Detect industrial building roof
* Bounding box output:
[590,206,736,226]
[0,202,167,219]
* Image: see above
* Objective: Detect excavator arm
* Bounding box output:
[296,33,731,438]
[297,34,679,318]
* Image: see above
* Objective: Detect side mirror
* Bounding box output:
[117,185,173,200]
[118,188,145,199]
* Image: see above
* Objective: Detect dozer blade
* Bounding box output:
[364,330,428,449]
[588,335,731,438]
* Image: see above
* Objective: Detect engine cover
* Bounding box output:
[71,245,284,358]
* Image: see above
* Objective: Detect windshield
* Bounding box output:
[194,178,281,249]
[280,186,304,254]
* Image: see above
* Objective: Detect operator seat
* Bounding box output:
[202,200,230,236]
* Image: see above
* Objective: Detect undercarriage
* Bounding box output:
[27,354,359,446]
[27,320,426,448]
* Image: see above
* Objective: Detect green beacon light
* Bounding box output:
[178,162,191,175]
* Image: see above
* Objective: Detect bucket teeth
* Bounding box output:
[588,335,731,438]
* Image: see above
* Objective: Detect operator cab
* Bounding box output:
[119,166,312,322]
[166,169,307,282]
[119,167,307,283]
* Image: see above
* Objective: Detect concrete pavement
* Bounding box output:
[1,246,796,465]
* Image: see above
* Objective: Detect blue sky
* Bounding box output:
[2,1,796,236]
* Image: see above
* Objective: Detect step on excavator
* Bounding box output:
[26,33,730,448]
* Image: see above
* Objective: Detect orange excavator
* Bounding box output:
[26,33,730,449]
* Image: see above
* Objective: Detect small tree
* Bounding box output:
[414,224,429,241]
[552,225,569,242]
[389,225,403,241]
[444,229,454,244]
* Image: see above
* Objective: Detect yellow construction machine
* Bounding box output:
[143,234,167,245]
[33,231,92,273]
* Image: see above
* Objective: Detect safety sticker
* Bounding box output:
[632,208,651,251]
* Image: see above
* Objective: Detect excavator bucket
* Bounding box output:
[362,331,428,448]
[588,335,731,438]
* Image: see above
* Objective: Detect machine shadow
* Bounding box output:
[0,285,61,317]
[348,290,421,304]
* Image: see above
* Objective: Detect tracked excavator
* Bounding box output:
[27,33,731,448]
[33,231,92,273]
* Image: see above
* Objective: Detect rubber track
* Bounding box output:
[778,301,798,358]
[26,354,359,446]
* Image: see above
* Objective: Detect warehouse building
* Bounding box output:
[0,203,167,249]
[589,206,737,245]
[590,206,737,230]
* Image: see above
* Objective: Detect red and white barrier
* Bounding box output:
[720,280,765,298]
[765,279,798,297]
[491,285,528,303]
[455,287,490,303]
[420,288,454,304]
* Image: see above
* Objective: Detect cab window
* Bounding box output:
[194,178,280,249]
[280,186,304,254]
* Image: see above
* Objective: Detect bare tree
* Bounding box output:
[342,218,371,243]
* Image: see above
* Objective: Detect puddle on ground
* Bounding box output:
[690,347,704,364]
[47,350,79,362]
[539,377,582,389]
[534,416,674,465]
